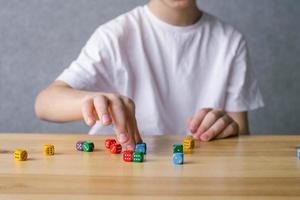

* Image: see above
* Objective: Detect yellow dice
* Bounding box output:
[43,144,55,156]
[183,147,192,154]
[183,136,195,149]
[14,149,28,161]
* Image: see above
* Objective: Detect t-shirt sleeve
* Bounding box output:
[56,28,114,92]
[225,37,264,112]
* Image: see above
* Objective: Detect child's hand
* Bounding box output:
[81,93,142,150]
[188,109,239,141]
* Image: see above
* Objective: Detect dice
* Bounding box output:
[183,136,194,154]
[110,143,122,154]
[173,153,184,165]
[83,141,94,152]
[297,147,300,159]
[172,144,184,165]
[14,149,28,161]
[89,141,95,149]
[105,138,145,163]
[183,136,194,149]
[183,148,192,154]
[133,151,144,162]
[43,144,55,156]
[76,141,85,151]
[173,144,183,153]
[135,143,147,154]
[105,139,116,149]
[123,150,133,162]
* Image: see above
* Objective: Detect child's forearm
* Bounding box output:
[35,80,94,123]
[35,80,142,150]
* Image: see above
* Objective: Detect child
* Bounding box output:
[35,0,264,151]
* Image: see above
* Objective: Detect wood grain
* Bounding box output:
[0,134,300,200]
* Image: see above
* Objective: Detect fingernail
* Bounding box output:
[126,144,135,151]
[102,114,111,124]
[118,133,128,143]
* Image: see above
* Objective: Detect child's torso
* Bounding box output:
[89,6,242,135]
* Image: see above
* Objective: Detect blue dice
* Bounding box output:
[173,153,184,165]
[297,147,300,159]
[135,143,147,154]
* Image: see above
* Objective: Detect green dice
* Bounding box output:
[133,152,144,162]
[83,141,94,152]
[173,144,183,153]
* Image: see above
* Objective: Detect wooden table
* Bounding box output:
[0,134,300,200]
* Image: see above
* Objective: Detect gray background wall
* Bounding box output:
[0,0,299,134]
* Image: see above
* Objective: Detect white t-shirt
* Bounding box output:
[57,5,264,135]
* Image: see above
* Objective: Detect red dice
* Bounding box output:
[110,143,122,154]
[105,139,116,149]
[123,150,133,162]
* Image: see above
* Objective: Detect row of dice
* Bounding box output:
[123,143,147,162]
[123,150,144,162]
[14,144,55,161]
[76,141,95,152]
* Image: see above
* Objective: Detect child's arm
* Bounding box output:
[35,80,141,150]
[187,109,249,141]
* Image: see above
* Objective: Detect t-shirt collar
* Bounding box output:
[143,4,205,33]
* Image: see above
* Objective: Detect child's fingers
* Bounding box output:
[189,109,211,133]
[216,122,239,139]
[83,94,140,150]
[124,98,142,144]
[123,97,141,149]
[109,96,132,147]
[130,113,142,144]
[93,95,112,126]
[81,99,96,126]
[200,115,232,141]
[194,110,225,139]
[125,117,137,150]
[133,118,143,144]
